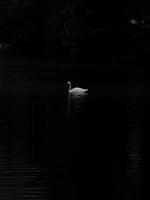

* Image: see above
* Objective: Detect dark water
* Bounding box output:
[0,60,143,199]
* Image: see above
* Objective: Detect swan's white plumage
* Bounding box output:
[67,81,88,94]
[69,87,88,94]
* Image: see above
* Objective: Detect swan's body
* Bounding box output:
[70,87,88,93]
[67,81,88,94]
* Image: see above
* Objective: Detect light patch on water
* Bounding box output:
[128,19,139,25]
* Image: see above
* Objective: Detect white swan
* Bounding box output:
[67,81,88,94]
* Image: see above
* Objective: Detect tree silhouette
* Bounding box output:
[0,0,150,58]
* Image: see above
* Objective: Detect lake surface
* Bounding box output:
[0,60,144,199]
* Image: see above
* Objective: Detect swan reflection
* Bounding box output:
[66,81,88,118]
[66,91,88,118]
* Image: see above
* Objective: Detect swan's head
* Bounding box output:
[67,81,71,85]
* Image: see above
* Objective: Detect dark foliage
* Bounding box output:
[0,0,150,60]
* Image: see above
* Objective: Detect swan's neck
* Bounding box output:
[69,83,71,91]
